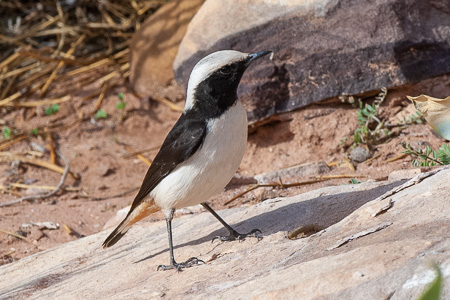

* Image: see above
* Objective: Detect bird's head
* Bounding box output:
[185,50,271,118]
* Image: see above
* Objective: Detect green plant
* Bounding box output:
[353,88,391,146]
[95,109,107,119]
[398,111,423,126]
[2,126,11,139]
[436,144,450,165]
[401,142,450,167]
[30,127,41,136]
[116,92,126,110]
[45,104,60,115]
[349,178,362,184]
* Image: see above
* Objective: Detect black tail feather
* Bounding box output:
[103,219,128,248]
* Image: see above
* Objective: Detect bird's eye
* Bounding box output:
[218,66,232,76]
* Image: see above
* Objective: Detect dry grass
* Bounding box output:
[0,0,170,202]
[0,0,167,111]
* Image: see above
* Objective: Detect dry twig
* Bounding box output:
[386,153,408,163]
[315,174,367,179]
[0,135,27,151]
[0,0,167,110]
[0,150,70,207]
[0,228,28,242]
[0,152,79,179]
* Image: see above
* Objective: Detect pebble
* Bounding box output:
[350,147,371,163]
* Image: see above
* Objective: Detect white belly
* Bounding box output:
[151,101,248,209]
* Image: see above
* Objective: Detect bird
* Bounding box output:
[103,49,272,271]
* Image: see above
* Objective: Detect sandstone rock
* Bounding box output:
[173,0,300,70]
[1,168,450,299]
[254,161,330,183]
[387,167,429,181]
[129,0,203,98]
[174,0,450,122]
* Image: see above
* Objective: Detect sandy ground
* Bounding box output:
[1,75,449,265]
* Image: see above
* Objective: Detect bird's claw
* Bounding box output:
[157,257,205,272]
[212,228,262,243]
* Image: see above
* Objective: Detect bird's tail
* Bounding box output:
[103,200,159,248]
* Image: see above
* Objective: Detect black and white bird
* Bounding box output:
[103,49,271,271]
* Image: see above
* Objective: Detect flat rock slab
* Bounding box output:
[254,161,330,183]
[1,168,450,299]
[174,0,450,122]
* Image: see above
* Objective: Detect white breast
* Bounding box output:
[151,101,248,209]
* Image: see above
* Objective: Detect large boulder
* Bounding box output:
[1,167,450,299]
[174,0,450,122]
[129,0,204,99]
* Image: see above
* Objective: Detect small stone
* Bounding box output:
[21,223,32,229]
[388,168,426,181]
[30,221,59,230]
[96,163,113,177]
[253,188,278,202]
[350,147,371,163]
[254,162,330,183]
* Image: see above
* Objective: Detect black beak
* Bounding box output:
[246,50,272,66]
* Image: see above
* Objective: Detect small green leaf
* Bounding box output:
[362,126,368,135]
[45,104,60,115]
[31,128,39,135]
[2,126,11,139]
[353,131,361,145]
[116,100,126,110]
[436,144,450,165]
[350,178,362,184]
[95,110,107,119]
[118,92,124,101]
[52,103,59,112]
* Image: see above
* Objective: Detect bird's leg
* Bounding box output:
[157,209,204,271]
[201,203,262,242]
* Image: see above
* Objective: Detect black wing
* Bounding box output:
[128,111,207,213]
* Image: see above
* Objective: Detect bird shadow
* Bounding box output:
[133,179,406,264]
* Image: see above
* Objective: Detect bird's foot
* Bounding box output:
[212,229,262,243]
[157,257,205,272]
